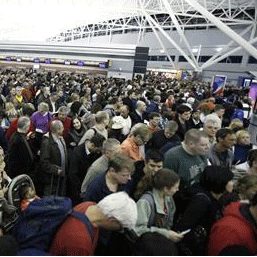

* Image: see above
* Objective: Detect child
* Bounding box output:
[20,186,40,212]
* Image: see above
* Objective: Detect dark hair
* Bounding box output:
[176,104,191,115]
[145,149,164,163]
[70,101,82,114]
[22,105,35,117]
[91,102,102,114]
[127,89,134,96]
[200,166,234,194]
[71,116,83,129]
[216,128,234,142]
[0,111,6,119]
[250,190,257,206]
[234,101,243,110]
[89,133,106,148]
[153,168,180,190]
[248,149,257,168]
[148,112,160,120]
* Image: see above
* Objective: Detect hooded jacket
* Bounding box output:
[207,202,257,256]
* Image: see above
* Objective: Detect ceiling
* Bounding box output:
[0,0,255,41]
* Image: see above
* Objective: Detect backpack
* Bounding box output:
[140,191,156,227]
[12,196,93,252]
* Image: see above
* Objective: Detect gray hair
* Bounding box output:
[17,116,30,133]
[38,102,49,113]
[50,120,63,133]
[153,95,161,102]
[130,123,150,139]
[102,138,120,154]
[165,120,178,132]
[95,111,109,124]
[204,114,221,128]
[97,192,137,229]
[57,106,69,114]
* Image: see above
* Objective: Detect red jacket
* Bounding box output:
[6,118,34,140]
[207,202,257,255]
[50,202,99,256]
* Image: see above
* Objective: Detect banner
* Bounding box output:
[211,75,227,95]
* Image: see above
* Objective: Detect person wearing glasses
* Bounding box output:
[82,151,135,203]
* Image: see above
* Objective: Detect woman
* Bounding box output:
[235,174,257,202]
[228,118,244,133]
[175,165,234,255]
[78,111,109,145]
[30,102,51,134]
[233,130,254,165]
[30,102,52,155]
[66,117,86,152]
[134,168,183,243]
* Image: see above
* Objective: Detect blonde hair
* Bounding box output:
[236,130,250,143]
[229,119,243,131]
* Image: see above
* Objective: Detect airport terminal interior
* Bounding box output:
[0,0,256,255]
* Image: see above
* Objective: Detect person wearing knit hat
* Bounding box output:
[50,192,137,256]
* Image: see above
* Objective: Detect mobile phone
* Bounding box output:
[180,229,191,235]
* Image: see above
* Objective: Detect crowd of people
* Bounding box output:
[0,66,256,255]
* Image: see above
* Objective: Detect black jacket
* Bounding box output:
[68,144,101,198]
[7,132,35,179]
[40,133,68,185]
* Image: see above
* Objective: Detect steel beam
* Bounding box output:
[184,0,257,60]
[162,0,199,69]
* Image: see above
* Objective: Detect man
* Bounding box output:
[81,138,121,194]
[119,105,132,137]
[7,116,35,179]
[68,133,105,200]
[40,120,68,196]
[146,95,161,114]
[208,128,236,168]
[6,104,35,140]
[208,191,257,255]
[163,129,210,213]
[51,106,72,140]
[147,112,161,133]
[130,100,148,126]
[120,123,151,162]
[132,149,164,200]
[164,129,210,189]
[147,120,180,152]
[35,86,51,108]
[79,111,109,145]
[187,109,203,129]
[50,192,137,256]
[83,151,134,203]
[175,104,192,140]
[202,113,221,144]
[46,92,60,114]
[122,89,135,113]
